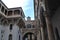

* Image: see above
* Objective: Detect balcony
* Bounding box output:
[6,15,21,18]
[8,11,12,16]
[14,10,20,15]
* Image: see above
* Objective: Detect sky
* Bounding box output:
[2,0,34,20]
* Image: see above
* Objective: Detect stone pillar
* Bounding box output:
[12,10,14,15]
[28,34,30,40]
[37,30,41,40]
[40,12,46,40]
[44,11,55,40]
[40,24,46,40]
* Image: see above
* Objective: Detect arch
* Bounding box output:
[3,20,8,25]
[23,32,37,40]
[19,35,20,40]
[8,34,12,40]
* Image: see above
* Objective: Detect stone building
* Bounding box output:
[22,16,40,40]
[0,0,25,40]
[1,0,60,40]
[34,0,60,40]
[0,0,40,40]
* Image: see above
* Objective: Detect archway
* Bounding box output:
[23,32,37,40]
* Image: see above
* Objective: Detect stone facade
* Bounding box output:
[21,17,40,40]
[0,0,41,40]
[34,0,60,40]
[0,0,25,40]
[1,0,60,40]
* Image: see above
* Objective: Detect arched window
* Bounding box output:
[27,24,31,28]
[9,34,12,40]
[19,35,20,40]
[10,24,13,30]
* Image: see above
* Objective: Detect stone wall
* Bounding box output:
[52,7,60,40]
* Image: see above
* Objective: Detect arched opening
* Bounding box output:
[23,32,37,40]
[3,20,8,25]
[10,24,13,30]
[19,35,20,40]
[8,34,12,40]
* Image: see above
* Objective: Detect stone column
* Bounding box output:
[40,24,46,40]
[44,11,55,40]
[28,34,30,40]
[40,12,46,40]
[12,10,14,15]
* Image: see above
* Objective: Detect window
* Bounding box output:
[1,35,3,37]
[19,35,20,40]
[1,6,4,13]
[9,34,12,40]
[5,9,7,15]
[1,30,4,39]
[27,24,31,28]
[8,11,12,16]
[14,10,20,15]
[10,24,13,30]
